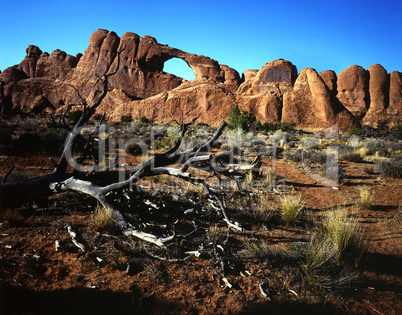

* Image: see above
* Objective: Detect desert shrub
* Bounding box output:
[268,130,289,146]
[378,154,402,178]
[357,186,374,209]
[227,106,260,132]
[68,110,83,124]
[120,115,132,123]
[284,149,327,165]
[223,128,248,151]
[279,122,295,132]
[351,125,376,137]
[280,194,303,225]
[139,115,150,124]
[365,139,391,155]
[339,151,364,163]
[248,139,268,154]
[376,119,389,135]
[391,125,402,140]
[125,142,147,156]
[196,122,209,127]
[153,128,178,151]
[261,121,281,132]
[300,135,322,151]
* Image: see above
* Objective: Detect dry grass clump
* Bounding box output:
[250,192,277,224]
[386,204,402,235]
[243,170,255,189]
[0,208,22,227]
[321,210,365,262]
[300,234,357,289]
[280,194,303,225]
[263,166,278,188]
[206,224,226,243]
[357,186,374,209]
[91,205,119,233]
[184,182,206,197]
[242,240,287,264]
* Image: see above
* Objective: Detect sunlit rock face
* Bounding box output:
[1,29,400,131]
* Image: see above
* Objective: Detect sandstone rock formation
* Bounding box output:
[0,28,401,131]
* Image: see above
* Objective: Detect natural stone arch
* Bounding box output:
[163,57,195,81]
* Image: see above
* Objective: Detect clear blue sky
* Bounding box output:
[1,0,401,80]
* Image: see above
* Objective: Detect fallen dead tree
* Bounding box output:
[0,46,258,247]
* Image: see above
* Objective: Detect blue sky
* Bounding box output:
[1,0,401,80]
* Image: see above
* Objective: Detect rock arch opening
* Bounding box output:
[163,58,195,81]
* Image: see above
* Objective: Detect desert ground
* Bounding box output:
[0,115,401,314]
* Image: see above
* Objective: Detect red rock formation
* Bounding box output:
[283,68,359,133]
[0,28,401,132]
[336,65,369,121]
[387,71,402,126]
[238,59,297,95]
[361,64,389,126]
[18,45,42,78]
[319,70,337,95]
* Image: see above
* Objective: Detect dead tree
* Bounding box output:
[0,46,254,247]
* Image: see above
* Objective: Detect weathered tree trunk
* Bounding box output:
[0,45,251,246]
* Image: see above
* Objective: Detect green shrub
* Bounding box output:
[68,110,83,124]
[227,106,260,132]
[261,121,281,132]
[351,125,376,137]
[120,115,132,123]
[376,120,389,135]
[139,115,150,124]
[280,122,295,132]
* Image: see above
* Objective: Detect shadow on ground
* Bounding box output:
[0,285,186,315]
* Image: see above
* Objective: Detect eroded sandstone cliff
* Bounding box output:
[1,28,400,132]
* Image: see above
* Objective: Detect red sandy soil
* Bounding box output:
[0,147,401,314]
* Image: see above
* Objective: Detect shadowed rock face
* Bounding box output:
[1,28,401,131]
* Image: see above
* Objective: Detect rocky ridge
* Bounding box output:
[1,28,401,132]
